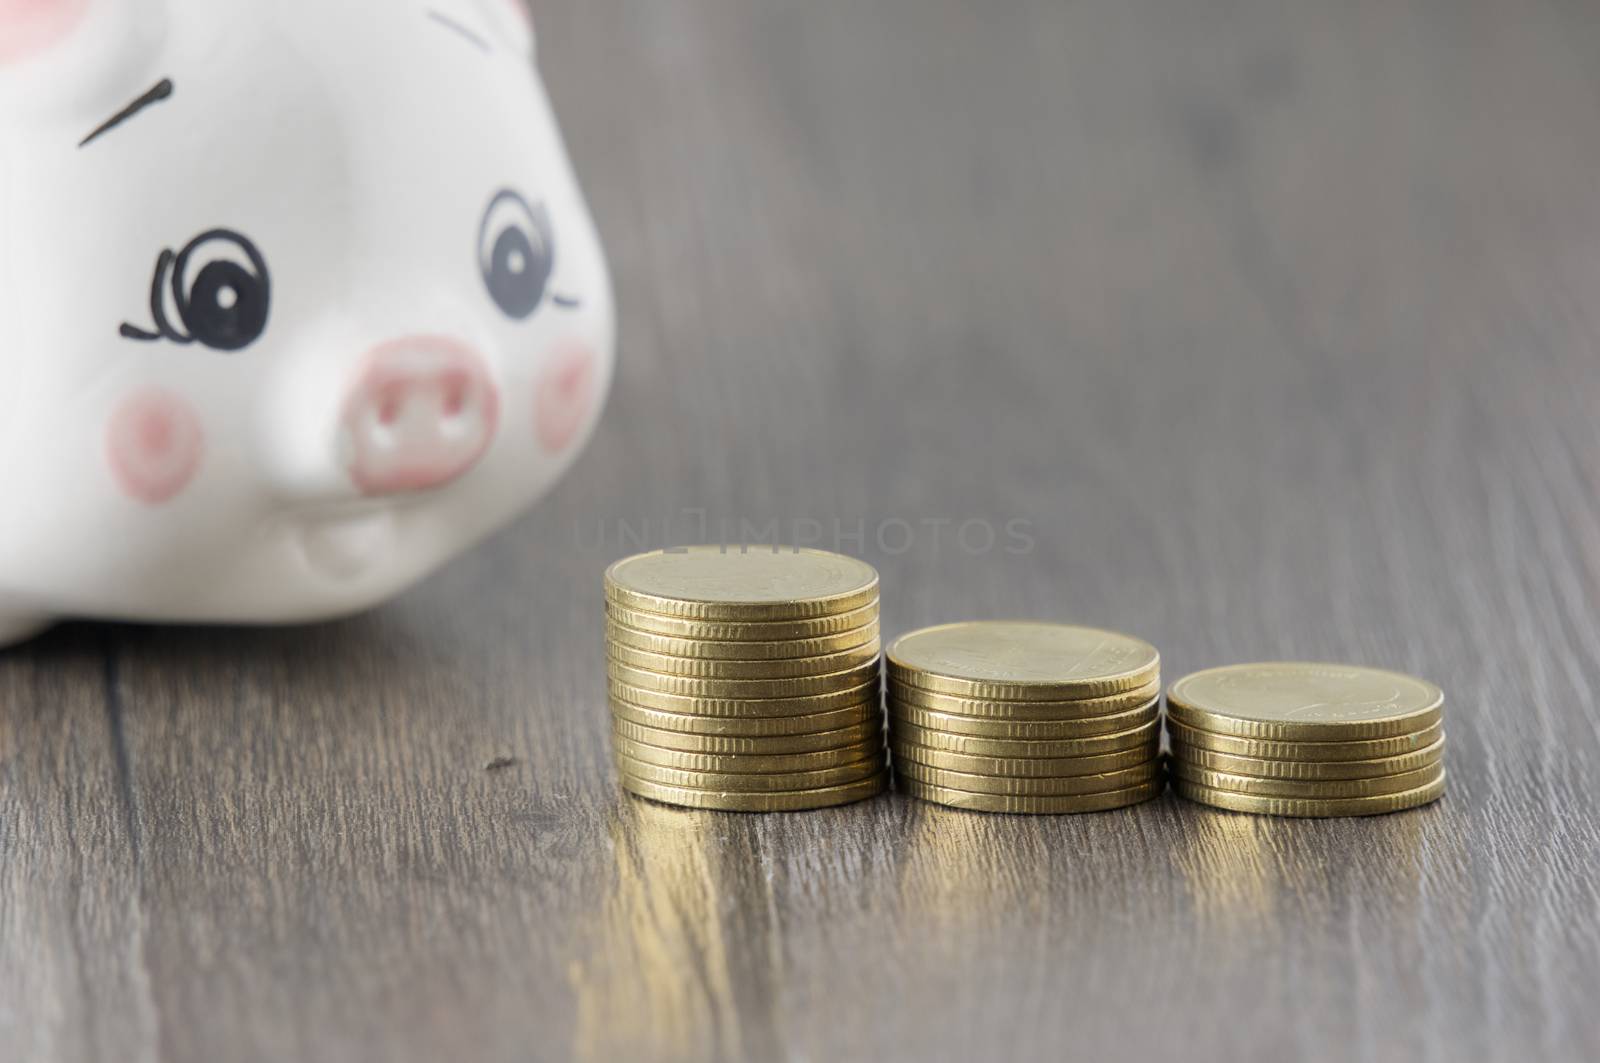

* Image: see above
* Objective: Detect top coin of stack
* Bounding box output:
[604,546,888,812]
[886,621,1165,814]
[1166,662,1446,817]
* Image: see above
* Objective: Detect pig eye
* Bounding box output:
[121,229,272,352]
[174,232,271,350]
[478,189,553,320]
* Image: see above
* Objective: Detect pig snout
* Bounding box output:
[340,337,499,496]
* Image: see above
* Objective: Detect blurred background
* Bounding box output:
[551,0,1599,638]
[6,1,1599,1061]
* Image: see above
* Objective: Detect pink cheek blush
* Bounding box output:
[0,0,90,65]
[534,340,596,455]
[107,392,205,505]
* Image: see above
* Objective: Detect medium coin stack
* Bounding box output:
[604,546,888,812]
[887,621,1165,813]
[1167,662,1446,817]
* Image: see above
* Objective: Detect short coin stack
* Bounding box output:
[1167,662,1446,817]
[604,546,888,811]
[887,621,1165,813]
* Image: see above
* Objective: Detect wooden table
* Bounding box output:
[5,1,1598,1059]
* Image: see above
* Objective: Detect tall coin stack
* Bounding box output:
[887,622,1165,813]
[604,546,889,812]
[1167,662,1446,817]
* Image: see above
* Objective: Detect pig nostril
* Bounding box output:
[378,390,404,427]
[442,375,469,419]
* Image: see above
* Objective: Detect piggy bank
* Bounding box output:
[0,0,615,645]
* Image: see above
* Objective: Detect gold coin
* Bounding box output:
[889,703,1159,745]
[612,734,882,774]
[610,697,880,737]
[889,695,1158,736]
[890,740,1157,778]
[620,770,889,812]
[1165,717,1444,761]
[605,546,879,621]
[608,659,880,699]
[605,617,880,660]
[614,718,882,755]
[1171,761,1443,799]
[609,677,879,718]
[607,641,880,679]
[1168,735,1445,780]
[605,601,880,642]
[896,776,1163,814]
[1166,662,1443,740]
[615,753,887,793]
[887,677,1161,719]
[891,720,1159,759]
[1172,772,1446,817]
[887,621,1159,700]
[893,758,1160,797]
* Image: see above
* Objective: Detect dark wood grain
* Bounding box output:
[5,0,1600,1059]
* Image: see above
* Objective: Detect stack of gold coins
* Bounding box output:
[604,546,888,811]
[1167,662,1446,817]
[886,621,1165,813]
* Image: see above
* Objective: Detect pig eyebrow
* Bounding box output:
[427,9,493,53]
[80,79,175,149]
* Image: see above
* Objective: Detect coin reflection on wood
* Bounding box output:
[1165,662,1446,817]
[886,621,1164,813]
[604,547,886,811]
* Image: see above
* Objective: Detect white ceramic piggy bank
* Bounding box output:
[0,0,615,645]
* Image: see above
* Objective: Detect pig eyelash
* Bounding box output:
[427,9,493,53]
[119,251,180,343]
[80,79,175,149]
[121,230,272,352]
